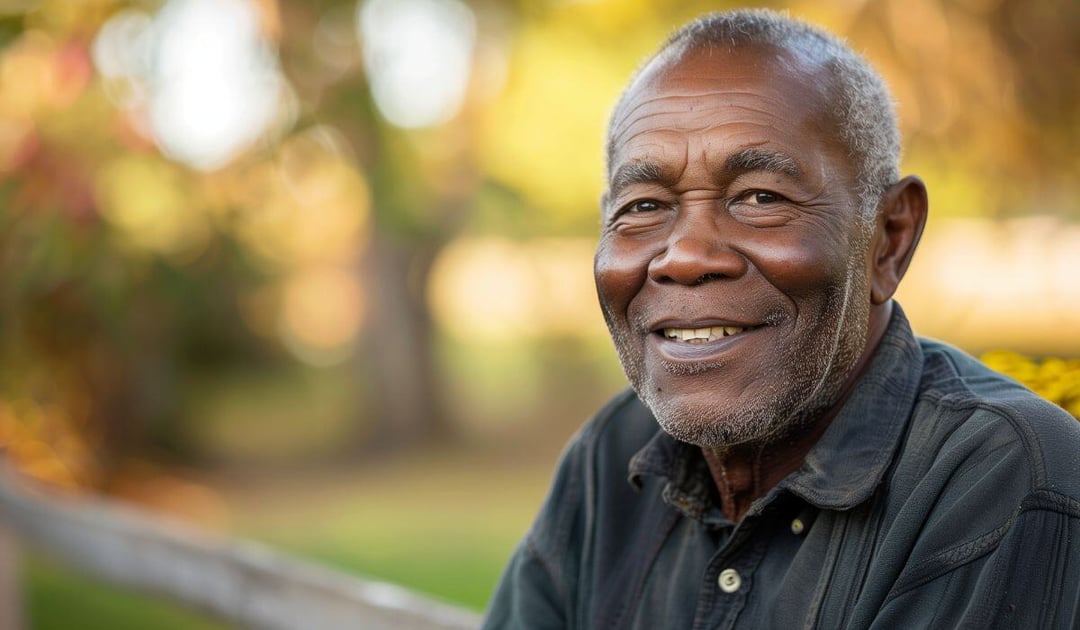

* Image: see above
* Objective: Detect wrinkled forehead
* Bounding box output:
[607,44,837,170]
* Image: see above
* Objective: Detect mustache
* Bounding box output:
[628,305,787,333]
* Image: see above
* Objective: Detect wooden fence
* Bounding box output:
[0,465,482,629]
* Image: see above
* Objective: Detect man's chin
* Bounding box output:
[642,393,788,448]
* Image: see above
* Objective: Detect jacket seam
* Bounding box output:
[580,387,639,629]
[523,532,568,607]
[883,519,1012,604]
[1023,488,1080,517]
[882,489,1080,607]
[544,387,638,629]
[917,390,1045,487]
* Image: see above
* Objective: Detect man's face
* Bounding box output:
[595,45,877,448]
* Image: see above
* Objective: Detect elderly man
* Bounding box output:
[485,9,1080,629]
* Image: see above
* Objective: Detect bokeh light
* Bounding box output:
[92,0,291,170]
[358,0,476,129]
[428,237,605,342]
[281,265,365,366]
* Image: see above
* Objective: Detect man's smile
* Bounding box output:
[660,324,755,343]
[646,319,769,364]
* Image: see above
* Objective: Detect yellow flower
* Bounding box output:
[982,351,1080,421]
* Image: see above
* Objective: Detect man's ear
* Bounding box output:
[869,175,928,305]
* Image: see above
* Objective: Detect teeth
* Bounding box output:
[663,325,749,342]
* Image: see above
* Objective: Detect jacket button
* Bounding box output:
[718,568,741,593]
[791,517,806,535]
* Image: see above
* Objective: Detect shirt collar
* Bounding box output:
[628,431,714,521]
[627,305,924,517]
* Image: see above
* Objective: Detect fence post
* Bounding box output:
[0,462,482,629]
[0,522,23,630]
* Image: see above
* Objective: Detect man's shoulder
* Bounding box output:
[523,389,662,561]
[857,337,1080,627]
[908,337,1080,495]
[568,387,660,474]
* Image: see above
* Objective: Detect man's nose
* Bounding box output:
[647,210,748,285]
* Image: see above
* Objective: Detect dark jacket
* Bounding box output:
[485,308,1080,629]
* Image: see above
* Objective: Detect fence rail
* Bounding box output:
[0,465,481,629]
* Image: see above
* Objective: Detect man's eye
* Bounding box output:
[745,191,783,205]
[626,200,661,213]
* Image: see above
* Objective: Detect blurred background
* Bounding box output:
[0,0,1076,626]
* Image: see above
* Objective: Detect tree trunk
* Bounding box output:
[359,236,449,450]
[0,522,23,630]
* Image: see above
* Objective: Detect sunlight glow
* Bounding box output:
[91,9,153,82]
[358,0,476,129]
[149,0,286,169]
[427,237,606,342]
[898,217,1080,354]
[93,0,290,170]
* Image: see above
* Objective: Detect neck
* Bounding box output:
[702,414,832,522]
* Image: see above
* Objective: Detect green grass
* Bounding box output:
[262,520,521,609]
[23,554,231,630]
[228,455,553,611]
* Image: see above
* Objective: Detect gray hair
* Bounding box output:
[606,9,900,219]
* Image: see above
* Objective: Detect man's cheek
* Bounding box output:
[594,258,641,313]
[743,238,845,296]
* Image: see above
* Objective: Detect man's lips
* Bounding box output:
[647,318,766,360]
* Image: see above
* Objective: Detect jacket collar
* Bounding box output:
[780,305,923,509]
[628,305,924,518]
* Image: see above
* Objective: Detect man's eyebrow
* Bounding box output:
[608,160,666,197]
[724,147,801,178]
[607,149,801,199]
